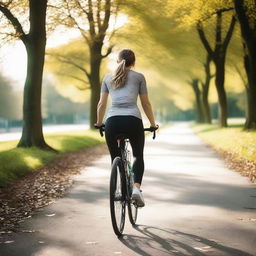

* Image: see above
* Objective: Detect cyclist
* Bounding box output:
[95,49,158,207]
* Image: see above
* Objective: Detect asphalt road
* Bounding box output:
[0,122,255,256]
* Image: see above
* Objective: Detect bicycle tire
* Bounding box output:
[109,157,126,237]
[127,173,138,225]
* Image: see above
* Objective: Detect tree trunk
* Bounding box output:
[201,89,211,123]
[234,0,256,129]
[245,48,256,129]
[244,48,256,129]
[89,41,103,128]
[214,57,228,127]
[201,55,212,123]
[18,0,51,149]
[191,79,204,123]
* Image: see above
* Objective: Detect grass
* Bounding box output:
[0,130,104,187]
[191,123,256,162]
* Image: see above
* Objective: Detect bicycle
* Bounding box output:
[95,124,157,237]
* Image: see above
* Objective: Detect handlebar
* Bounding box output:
[143,126,158,139]
[94,124,158,139]
[94,124,105,137]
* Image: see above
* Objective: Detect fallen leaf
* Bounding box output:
[86,241,98,245]
[45,213,56,217]
[4,240,14,244]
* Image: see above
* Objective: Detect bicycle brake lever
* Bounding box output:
[153,130,156,140]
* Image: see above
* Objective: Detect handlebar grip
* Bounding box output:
[144,126,158,139]
[94,124,105,137]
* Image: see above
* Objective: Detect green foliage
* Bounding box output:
[0,130,104,187]
[45,38,91,102]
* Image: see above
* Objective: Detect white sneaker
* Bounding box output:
[132,186,145,207]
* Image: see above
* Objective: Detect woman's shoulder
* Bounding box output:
[103,72,113,82]
[129,70,145,80]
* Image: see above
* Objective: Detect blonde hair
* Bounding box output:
[112,49,135,89]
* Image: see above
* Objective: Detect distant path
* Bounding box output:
[0,124,89,142]
[0,122,255,256]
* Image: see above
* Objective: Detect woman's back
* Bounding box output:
[102,70,148,119]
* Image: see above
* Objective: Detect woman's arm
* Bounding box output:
[139,94,157,127]
[96,93,108,126]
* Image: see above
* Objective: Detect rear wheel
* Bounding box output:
[127,170,138,225]
[128,199,138,225]
[110,157,126,237]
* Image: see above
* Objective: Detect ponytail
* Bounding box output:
[111,49,135,89]
[112,59,129,89]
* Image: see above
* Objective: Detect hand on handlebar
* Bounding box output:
[94,123,105,137]
[150,124,159,132]
[94,123,105,129]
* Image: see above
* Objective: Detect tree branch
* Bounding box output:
[196,21,214,57]
[215,11,222,52]
[223,15,236,51]
[101,0,111,32]
[56,71,90,88]
[63,0,90,45]
[108,1,120,41]
[87,0,96,36]
[101,44,114,58]
[47,52,91,79]
[0,4,27,44]
[96,0,102,32]
[75,0,89,15]
[200,7,234,22]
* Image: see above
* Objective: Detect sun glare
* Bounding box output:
[0,13,129,90]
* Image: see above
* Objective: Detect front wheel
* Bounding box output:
[110,157,126,237]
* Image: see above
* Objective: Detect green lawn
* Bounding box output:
[0,130,104,187]
[191,123,256,162]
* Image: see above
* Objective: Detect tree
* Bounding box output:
[55,0,120,128]
[197,12,236,127]
[168,0,236,126]
[0,0,52,149]
[200,54,214,123]
[234,0,256,129]
[188,78,204,123]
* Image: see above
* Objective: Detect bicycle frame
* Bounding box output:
[118,138,133,202]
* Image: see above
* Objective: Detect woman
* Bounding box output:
[95,49,158,207]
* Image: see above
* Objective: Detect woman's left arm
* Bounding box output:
[96,93,108,126]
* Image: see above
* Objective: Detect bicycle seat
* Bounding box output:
[116,133,128,141]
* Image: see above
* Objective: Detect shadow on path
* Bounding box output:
[120,225,253,256]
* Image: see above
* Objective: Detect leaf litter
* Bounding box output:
[0,145,107,233]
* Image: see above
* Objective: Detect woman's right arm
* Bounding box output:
[139,94,157,127]
[96,93,108,126]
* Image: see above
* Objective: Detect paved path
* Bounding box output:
[0,124,89,142]
[1,123,255,256]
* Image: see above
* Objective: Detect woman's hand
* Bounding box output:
[150,124,159,131]
[94,123,104,128]
[150,124,159,129]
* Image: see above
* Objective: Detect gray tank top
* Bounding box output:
[101,70,148,120]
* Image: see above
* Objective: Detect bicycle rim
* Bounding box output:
[110,157,126,237]
[128,199,138,225]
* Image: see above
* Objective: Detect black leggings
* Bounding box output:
[105,115,145,184]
